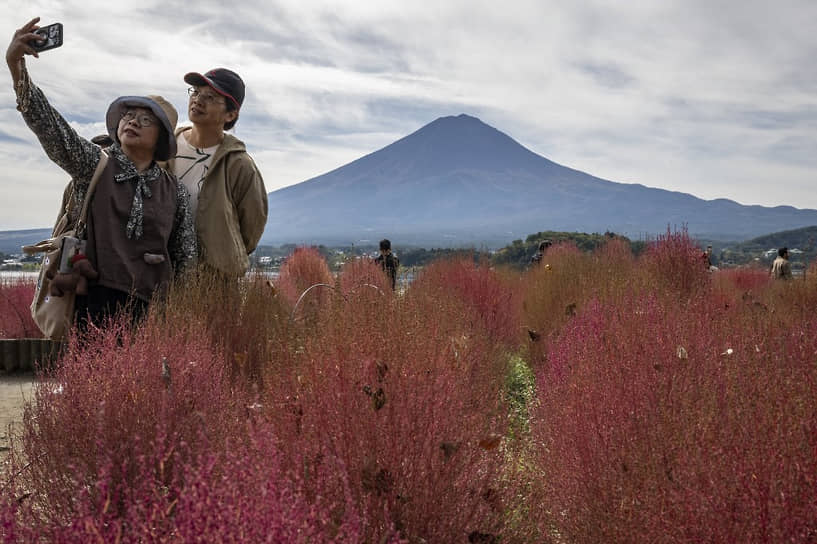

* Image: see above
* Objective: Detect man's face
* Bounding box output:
[188,85,237,129]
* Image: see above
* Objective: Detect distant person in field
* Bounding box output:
[770,247,792,280]
[702,245,714,270]
[530,239,552,265]
[167,68,268,278]
[375,238,399,290]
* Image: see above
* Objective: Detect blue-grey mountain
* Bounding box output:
[263,114,817,247]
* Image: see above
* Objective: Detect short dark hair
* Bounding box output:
[379,239,391,251]
[779,247,788,257]
[224,100,238,131]
[155,129,169,161]
[538,240,552,252]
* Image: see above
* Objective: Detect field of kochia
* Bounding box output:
[1,229,815,543]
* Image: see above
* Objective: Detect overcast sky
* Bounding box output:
[0,0,815,230]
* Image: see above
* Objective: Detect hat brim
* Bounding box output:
[184,71,241,110]
[184,72,210,88]
[106,96,177,161]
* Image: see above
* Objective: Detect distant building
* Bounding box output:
[765,247,802,259]
[1,259,23,270]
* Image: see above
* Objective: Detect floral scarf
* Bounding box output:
[109,143,162,239]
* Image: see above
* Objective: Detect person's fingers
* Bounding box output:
[19,17,41,34]
[12,31,43,59]
[20,31,43,46]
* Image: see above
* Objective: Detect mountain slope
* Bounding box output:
[263,114,817,246]
[736,225,817,251]
[0,229,51,255]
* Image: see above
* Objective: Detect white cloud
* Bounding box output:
[0,0,815,230]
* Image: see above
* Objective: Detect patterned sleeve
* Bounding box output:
[168,179,198,274]
[14,61,101,195]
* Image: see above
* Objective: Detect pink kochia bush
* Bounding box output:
[1,319,362,542]
[3,425,364,543]
[268,284,511,543]
[411,256,522,346]
[337,256,392,296]
[530,291,817,542]
[519,238,636,367]
[275,246,335,308]
[0,280,40,338]
[641,226,710,296]
[715,265,771,293]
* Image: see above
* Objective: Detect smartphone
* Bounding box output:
[30,22,63,53]
[58,235,85,274]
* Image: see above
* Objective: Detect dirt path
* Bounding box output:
[0,374,35,457]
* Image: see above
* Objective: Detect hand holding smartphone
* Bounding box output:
[30,22,62,53]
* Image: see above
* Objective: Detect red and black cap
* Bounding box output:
[184,68,245,110]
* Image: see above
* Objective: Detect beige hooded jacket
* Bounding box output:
[167,126,268,277]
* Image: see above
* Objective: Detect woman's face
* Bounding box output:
[117,107,161,155]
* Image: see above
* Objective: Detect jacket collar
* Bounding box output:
[174,126,245,165]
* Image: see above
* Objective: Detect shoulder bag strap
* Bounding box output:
[74,150,109,239]
[56,183,76,234]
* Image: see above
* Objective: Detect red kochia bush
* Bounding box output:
[3,425,365,542]
[411,257,521,347]
[717,265,772,293]
[5,318,246,529]
[275,246,335,308]
[337,256,392,297]
[529,292,817,543]
[270,286,509,543]
[519,238,637,370]
[2,316,367,541]
[641,226,710,297]
[0,280,40,338]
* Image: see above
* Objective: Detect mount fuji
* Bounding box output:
[263,114,817,247]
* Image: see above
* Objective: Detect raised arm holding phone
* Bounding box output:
[7,17,196,331]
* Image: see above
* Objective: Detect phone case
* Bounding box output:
[31,23,63,53]
[58,236,86,274]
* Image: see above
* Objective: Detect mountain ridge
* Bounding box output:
[262,113,817,247]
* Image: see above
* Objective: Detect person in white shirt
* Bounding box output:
[167,68,268,278]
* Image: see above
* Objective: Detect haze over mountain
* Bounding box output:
[263,114,817,247]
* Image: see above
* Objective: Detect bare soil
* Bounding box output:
[0,373,35,459]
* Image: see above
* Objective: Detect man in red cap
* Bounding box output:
[168,68,268,278]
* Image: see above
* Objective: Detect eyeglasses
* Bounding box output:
[121,110,158,127]
[188,87,224,105]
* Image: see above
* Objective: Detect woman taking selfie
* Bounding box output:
[7,17,196,328]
